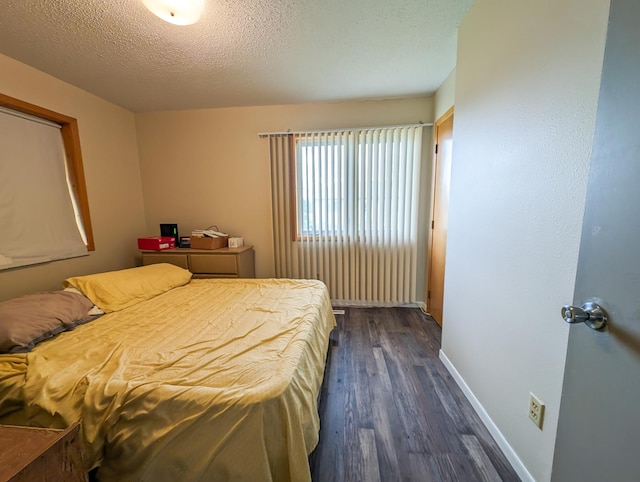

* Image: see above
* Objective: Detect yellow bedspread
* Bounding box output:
[0,278,336,481]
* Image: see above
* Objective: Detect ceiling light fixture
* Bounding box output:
[141,0,205,26]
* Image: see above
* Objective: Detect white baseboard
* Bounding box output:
[439,350,535,482]
[331,300,424,309]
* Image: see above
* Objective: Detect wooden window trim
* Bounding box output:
[0,92,95,251]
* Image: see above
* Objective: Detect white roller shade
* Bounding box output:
[0,108,87,270]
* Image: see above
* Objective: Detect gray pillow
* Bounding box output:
[0,291,95,353]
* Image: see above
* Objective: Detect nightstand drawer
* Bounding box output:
[142,253,189,269]
[140,246,254,278]
[189,254,237,274]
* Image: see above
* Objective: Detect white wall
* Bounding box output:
[440,1,610,480]
[0,54,147,301]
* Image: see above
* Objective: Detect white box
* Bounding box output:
[228,237,244,248]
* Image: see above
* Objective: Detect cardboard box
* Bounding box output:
[138,236,176,251]
[190,236,229,250]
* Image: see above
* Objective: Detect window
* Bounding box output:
[0,93,94,270]
[295,135,347,239]
[292,128,421,243]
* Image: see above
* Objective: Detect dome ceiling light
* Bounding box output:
[141,0,205,26]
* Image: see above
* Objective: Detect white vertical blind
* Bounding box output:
[268,125,424,304]
[0,108,87,270]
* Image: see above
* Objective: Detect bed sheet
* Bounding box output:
[0,278,335,481]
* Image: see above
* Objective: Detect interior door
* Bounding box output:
[428,109,453,326]
[551,1,640,480]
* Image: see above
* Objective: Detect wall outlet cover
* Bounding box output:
[529,392,545,429]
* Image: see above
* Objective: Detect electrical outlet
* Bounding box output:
[528,392,545,429]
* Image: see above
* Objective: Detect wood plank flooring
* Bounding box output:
[310,307,520,482]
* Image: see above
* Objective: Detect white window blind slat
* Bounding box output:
[268,125,424,304]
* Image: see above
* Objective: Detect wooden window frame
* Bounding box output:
[0,92,95,251]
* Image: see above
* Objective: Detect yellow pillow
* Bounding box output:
[64,264,192,313]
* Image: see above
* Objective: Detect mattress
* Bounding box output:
[0,278,336,481]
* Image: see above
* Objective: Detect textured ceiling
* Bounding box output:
[0,0,473,113]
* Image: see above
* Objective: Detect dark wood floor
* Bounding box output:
[310,307,520,482]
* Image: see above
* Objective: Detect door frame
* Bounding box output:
[427,106,454,325]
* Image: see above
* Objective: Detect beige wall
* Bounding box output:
[135,97,434,280]
[441,0,610,481]
[434,68,456,121]
[0,53,433,299]
[0,54,147,301]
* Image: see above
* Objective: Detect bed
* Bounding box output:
[0,264,336,481]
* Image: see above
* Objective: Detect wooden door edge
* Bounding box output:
[427,106,454,323]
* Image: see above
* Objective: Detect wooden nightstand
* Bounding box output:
[141,245,255,278]
[0,422,86,482]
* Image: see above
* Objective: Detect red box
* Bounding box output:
[137,236,176,251]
